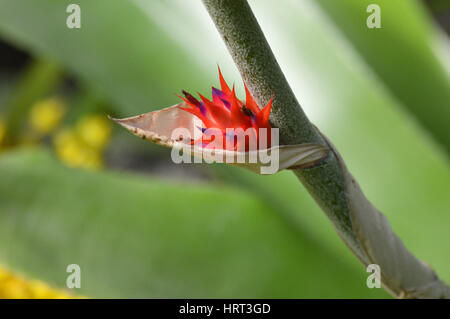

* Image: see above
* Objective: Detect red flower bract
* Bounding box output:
[177,67,272,151]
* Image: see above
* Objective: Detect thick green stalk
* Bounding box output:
[202,0,450,298]
[202,0,362,261]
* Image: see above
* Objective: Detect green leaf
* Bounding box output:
[0,0,213,116]
[0,148,387,298]
[313,0,450,152]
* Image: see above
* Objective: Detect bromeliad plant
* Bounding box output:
[113,67,328,174]
[113,0,449,298]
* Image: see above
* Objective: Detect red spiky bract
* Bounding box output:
[178,66,272,151]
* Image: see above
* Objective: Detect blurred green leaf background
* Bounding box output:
[0,0,448,298]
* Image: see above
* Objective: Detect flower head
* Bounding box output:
[111,67,329,174]
[177,67,273,151]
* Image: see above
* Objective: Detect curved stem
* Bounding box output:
[202,0,449,298]
[202,0,361,271]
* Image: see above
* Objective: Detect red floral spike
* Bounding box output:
[177,67,272,150]
[244,83,260,114]
[197,93,230,128]
[255,95,273,128]
[230,85,251,129]
[114,72,329,174]
[218,66,231,96]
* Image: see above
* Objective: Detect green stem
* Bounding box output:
[3,59,62,146]
[202,0,362,261]
[202,0,450,298]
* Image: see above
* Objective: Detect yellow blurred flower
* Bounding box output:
[1,277,28,299]
[0,265,79,299]
[76,114,111,150]
[52,113,111,171]
[29,96,66,135]
[53,128,103,170]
